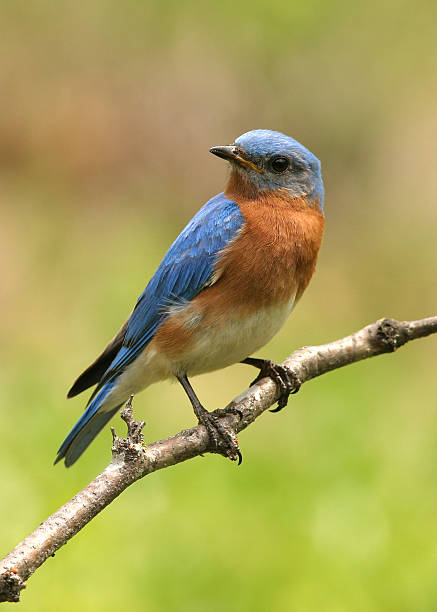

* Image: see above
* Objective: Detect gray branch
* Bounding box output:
[1,316,436,603]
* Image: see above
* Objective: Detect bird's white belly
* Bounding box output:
[181,298,296,375]
[109,295,296,403]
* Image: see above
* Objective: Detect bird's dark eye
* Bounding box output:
[270,156,289,173]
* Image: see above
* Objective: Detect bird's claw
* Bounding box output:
[198,408,243,465]
[250,360,301,412]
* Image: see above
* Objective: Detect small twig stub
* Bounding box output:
[111,396,146,463]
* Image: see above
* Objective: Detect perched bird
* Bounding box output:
[56,129,325,467]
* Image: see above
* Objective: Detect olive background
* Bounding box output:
[1,2,437,610]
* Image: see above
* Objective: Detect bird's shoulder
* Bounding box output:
[131,192,244,314]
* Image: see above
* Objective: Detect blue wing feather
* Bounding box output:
[56,193,244,466]
[98,193,244,384]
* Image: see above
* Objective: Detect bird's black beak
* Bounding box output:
[209,145,263,174]
[209,145,240,162]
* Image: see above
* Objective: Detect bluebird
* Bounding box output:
[56,129,325,467]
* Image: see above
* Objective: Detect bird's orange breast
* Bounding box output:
[152,186,324,360]
[203,180,324,318]
[213,188,325,312]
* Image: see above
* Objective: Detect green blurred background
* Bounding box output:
[1,1,436,610]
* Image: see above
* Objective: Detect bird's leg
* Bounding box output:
[241,357,301,412]
[176,374,242,464]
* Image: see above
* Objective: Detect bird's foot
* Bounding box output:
[244,358,301,412]
[197,405,243,465]
[176,373,243,464]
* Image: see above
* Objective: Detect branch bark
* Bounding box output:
[1,316,436,603]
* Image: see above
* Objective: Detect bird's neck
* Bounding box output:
[225,168,260,199]
[225,168,324,212]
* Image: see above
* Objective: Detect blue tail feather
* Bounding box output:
[55,382,121,467]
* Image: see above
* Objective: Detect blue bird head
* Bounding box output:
[210,129,324,208]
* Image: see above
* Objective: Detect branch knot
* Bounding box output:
[0,568,26,603]
[373,318,409,352]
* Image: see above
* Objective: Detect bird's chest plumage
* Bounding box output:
[214,194,325,311]
[150,192,324,376]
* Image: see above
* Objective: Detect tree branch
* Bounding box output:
[1,316,436,603]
